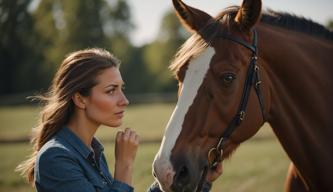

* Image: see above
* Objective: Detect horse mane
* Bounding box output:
[169,31,208,77]
[261,9,333,41]
[170,6,333,76]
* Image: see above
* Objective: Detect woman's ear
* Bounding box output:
[72,93,86,109]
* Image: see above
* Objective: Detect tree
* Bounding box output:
[327,19,333,31]
[33,0,134,89]
[0,0,44,95]
[0,0,137,96]
[143,10,188,92]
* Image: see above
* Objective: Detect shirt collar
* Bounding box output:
[57,127,104,159]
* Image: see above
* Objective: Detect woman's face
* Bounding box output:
[84,67,129,127]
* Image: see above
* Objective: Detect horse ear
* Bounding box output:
[172,0,213,33]
[235,0,262,31]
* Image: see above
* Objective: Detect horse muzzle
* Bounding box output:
[153,153,208,192]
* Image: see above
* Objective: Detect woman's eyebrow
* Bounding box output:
[104,83,125,89]
[104,84,118,89]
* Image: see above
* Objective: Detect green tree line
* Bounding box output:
[0,0,188,97]
[2,0,332,97]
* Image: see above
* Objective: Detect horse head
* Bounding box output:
[152,0,271,191]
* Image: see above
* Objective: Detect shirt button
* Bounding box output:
[102,181,107,185]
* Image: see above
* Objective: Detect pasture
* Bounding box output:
[0,103,289,192]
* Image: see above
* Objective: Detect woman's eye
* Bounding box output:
[107,89,115,94]
[221,73,236,86]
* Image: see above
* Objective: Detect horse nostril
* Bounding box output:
[173,165,190,188]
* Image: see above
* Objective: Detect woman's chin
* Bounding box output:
[104,120,122,128]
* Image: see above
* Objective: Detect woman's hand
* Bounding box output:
[206,162,223,183]
[114,128,139,186]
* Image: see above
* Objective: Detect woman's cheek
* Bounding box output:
[96,95,116,112]
[87,94,116,120]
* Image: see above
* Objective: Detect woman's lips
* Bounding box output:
[114,111,124,118]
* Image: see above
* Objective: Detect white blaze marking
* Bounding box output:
[153,47,215,186]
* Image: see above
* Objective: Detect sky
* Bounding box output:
[127,0,333,46]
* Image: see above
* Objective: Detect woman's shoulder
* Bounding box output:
[34,137,89,187]
[36,137,73,164]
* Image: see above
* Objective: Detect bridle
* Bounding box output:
[196,26,267,192]
[207,29,267,169]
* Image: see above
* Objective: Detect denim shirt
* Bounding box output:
[35,127,212,192]
[35,127,133,192]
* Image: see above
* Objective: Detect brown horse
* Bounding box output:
[152,0,333,191]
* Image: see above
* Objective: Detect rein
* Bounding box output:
[207,29,267,169]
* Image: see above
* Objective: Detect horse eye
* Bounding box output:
[221,73,236,86]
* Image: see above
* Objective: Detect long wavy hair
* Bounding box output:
[16,48,121,185]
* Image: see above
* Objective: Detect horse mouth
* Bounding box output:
[173,166,209,192]
[170,166,207,192]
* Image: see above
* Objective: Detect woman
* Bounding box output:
[16,48,222,192]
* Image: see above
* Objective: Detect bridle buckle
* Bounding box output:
[239,111,246,121]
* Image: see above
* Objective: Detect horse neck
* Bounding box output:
[257,24,333,190]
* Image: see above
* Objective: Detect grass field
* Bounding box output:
[0,103,290,192]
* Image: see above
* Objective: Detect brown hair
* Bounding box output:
[16,48,120,185]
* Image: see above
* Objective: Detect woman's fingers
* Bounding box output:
[124,127,131,140]
[206,150,224,182]
[117,128,139,145]
[114,128,139,165]
[116,131,123,142]
[213,162,223,174]
[127,128,136,140]
[134,134,139,145]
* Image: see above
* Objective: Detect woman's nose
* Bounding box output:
[119,91,129,106]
